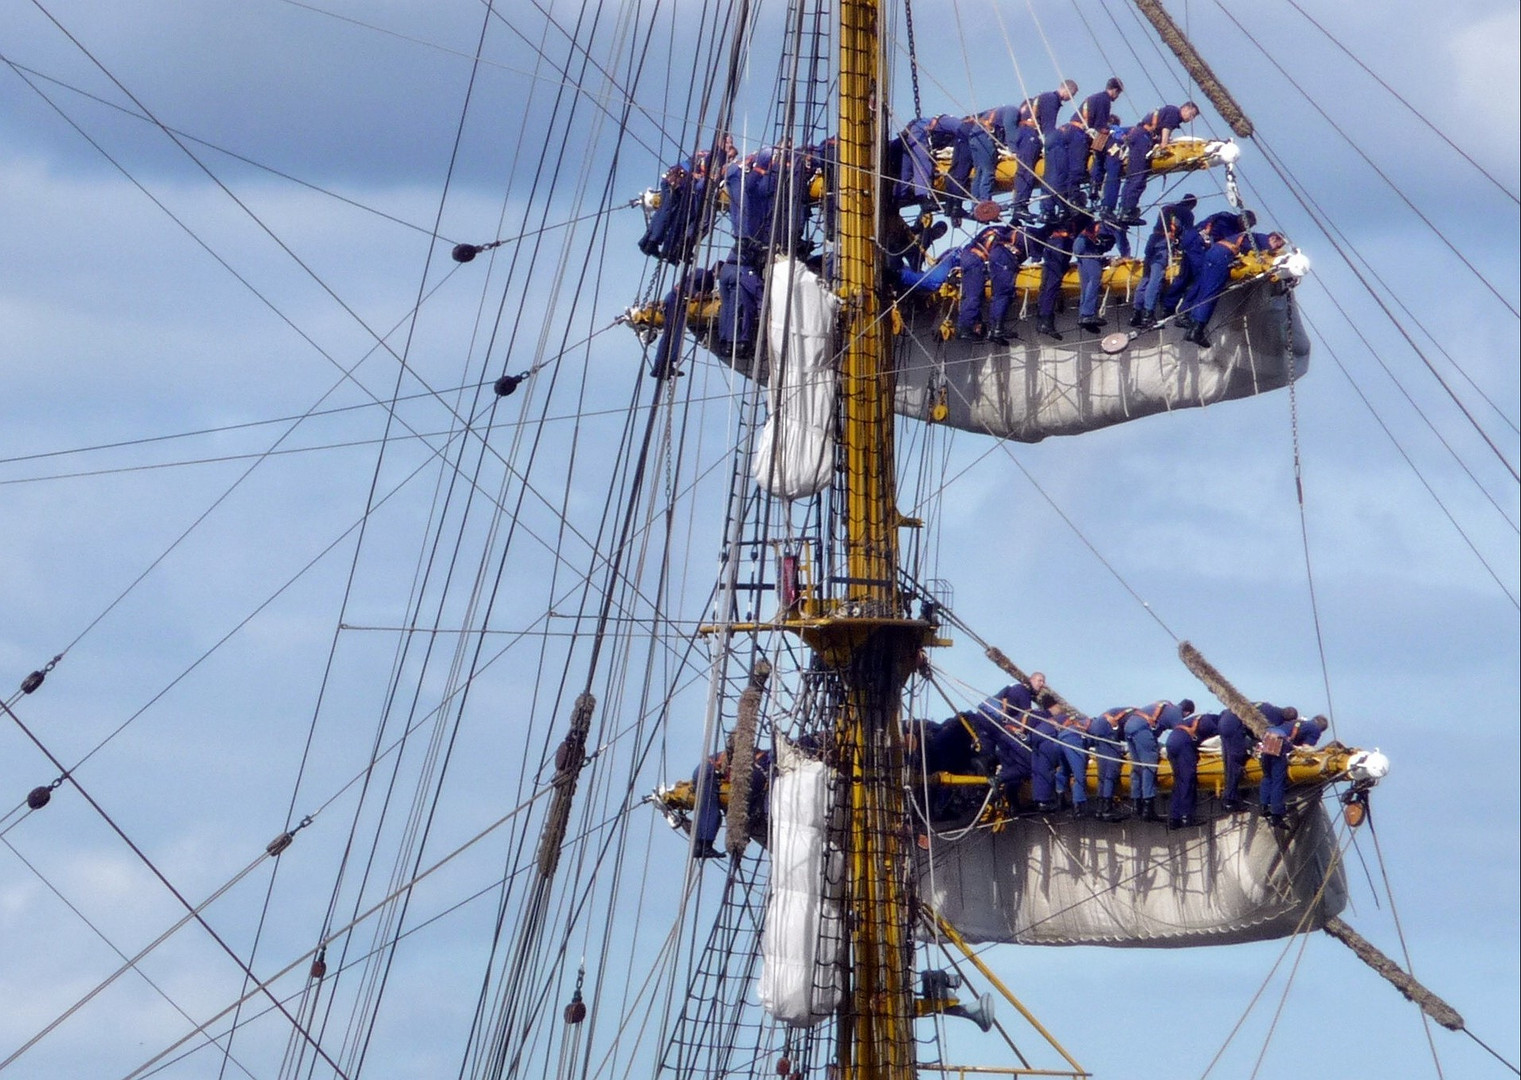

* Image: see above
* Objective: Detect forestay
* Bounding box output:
[920,800,1346,947]
[895,281,1309,442]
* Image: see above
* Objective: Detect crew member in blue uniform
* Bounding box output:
[1029,707,1067,812]
[649,265,718,378]
[1124,697,1195,820]
[1090,707,1132,820]
[1108,101,1199,225]
[715,251,764,359]
[1215,706,1254,810]
[956,226,1024,343]
[639,149,716,264]
[1165,710,1220,827]
[983,102,1043,221]
[978,675,1047,812]
[1180,230,1286,347]
[1259,711,1327,828]
[1050,704,1094,815]
[1163,208,1248,317]
[1031,80,1079,213]
[1077,77,1125,193]
[725,148,779,264]
[1073,215,1115,332]
[1034,218,1077,340]
[692,749,727,858]
[1131,194,1197,327]
[966,112,1000,203]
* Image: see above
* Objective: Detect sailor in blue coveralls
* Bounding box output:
[1124,698,1194,821]
[1132,194,1196,327]
[1049,704,1095,815]
[955,226,1025,343]
[1108,101,1199,224]
[979,676,1046,812]
[1028,80,1078,216]
[692,750,727,859]
[1034,217,1077,340]
[1168,209,1254,317]
[1260,711,1327,828]
[1165,711,1220,827]
[966,112,1000,203]
[1072,215,1116,331]
[1215,706,1254,810]
[1090,707,1132,820]
[1180,230,1286,347]
[1077,77,1124,194]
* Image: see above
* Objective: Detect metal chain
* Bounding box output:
[903,0,923,119]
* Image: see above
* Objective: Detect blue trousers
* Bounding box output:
[1188,244,1236,327]
[1010,127,1041,211]
[1097,149,1124,214]
[1037,238,1073,318]
[1040,130,1074,211]
[1073,234,1105,319]
[1137,233,1170,314]
[1260,742,1290,815]
[1056,729,1091,804]
[1030,722,1064,802]
[1166,729,1198,822]
[1116,129,1155,216]
[1218,711,1250,801]
[717,261,762,351]
[1124,716,1160,800]
[1087,717,1123,798]
[968,128,998,201]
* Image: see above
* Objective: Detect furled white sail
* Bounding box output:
[894,281,1309,442]
[754,257,841,500]
[919,799,1346,947]
[759,749,844,1025]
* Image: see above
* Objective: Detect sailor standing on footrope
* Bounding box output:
[1124,697,1195,821]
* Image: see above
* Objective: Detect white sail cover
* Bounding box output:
[920,800,1346,947]
[754,257,840,499]
[894,281,1309,442]
[759,750,844,1025]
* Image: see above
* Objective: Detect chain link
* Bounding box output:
[903,0,923,120]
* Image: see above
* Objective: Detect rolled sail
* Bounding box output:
[919,798,1346,947]
[894,279,1309,443]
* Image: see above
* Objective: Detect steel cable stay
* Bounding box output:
[0,834,263,1080]
[136,792,659,1080]
[1276,0,1520,207]
[0,54,459,243]
[1250,134,1520,484]
[1298,276,1519,533]
[1297,313,1520,609]
[1211,0,1517,320]
[0,696,346,1077]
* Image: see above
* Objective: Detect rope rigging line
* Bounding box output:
[1277,0,1520,207]
[0,54,455,242]
[1298,311,1519,609]
[1300,277,1519,534]
[1211,0,1518,320]
[1251,133,1521,485]
[0,696,344,1076]
[1284,365,1338,736]
[0,834,263,1080]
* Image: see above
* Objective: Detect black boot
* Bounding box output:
[1129,308,1148,328]
[1037,316,1062,341]
[1186,323,1212,349]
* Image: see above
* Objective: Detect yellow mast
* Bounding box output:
[805,1,928,1075]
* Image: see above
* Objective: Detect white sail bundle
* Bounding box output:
[894,281,1309,442]
[920,801,1346,947]
[758,748,845,1025]
[753,256,841,500]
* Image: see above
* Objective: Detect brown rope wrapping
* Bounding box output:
[983,646,1069,712]
[1133,0,1255,138]
[1178,640,1269,737]
[725,660,771,854]
[1322,916,1465,1030]
[536,693,597,877]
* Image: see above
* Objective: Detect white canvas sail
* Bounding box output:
[920,800,1346,947]
[754,257,841,500]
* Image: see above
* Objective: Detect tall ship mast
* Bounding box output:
[0,0,1516,1077]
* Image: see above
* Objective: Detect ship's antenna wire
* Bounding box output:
[1277,0,1520,206]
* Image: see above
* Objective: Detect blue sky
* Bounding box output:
[0,0,1516,1077]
